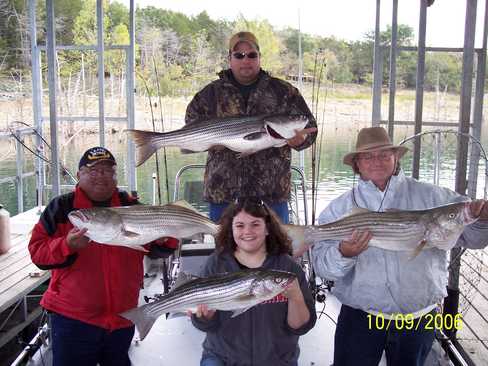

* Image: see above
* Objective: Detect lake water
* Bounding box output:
[0,122,487,219]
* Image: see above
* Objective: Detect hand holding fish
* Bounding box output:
[282,279,303,301]
[192,304,216,320]
[338,229,372,257]
[469,199,488,221]
[286,127,318,147]
[67,227,90,250]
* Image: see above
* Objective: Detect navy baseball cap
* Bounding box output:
[78,147,116,169]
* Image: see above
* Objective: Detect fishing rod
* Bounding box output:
[136,70,162,205]
[6,121,77,183]
[152,55,171,204]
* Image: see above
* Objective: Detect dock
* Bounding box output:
[0,207,48,349]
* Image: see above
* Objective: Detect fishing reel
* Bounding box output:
[143,293,165,303]
[314,279,334,303]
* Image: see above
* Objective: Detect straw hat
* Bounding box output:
[343,127,408,167]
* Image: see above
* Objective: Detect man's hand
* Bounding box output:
[286,127,318,148]
[469,199,488,221]
[338,229,372,257]
[187,304,216,320]
[66,227,90,250]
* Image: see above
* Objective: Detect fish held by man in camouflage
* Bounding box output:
[126,114,309,166]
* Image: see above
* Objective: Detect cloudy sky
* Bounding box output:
[120,0,487,47]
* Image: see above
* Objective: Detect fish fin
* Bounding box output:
[173,271,200,289]
[119,306,157,341]
[409,239,428,260]
[282,224,310,258]
[243,132,267,141]
[348,207,370,216]
[170,200,199,212]
[231,305,254,318]
[237,151,255,158]
[122,228,140,238]
[125,129,161,166]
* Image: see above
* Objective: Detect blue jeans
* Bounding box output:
[200,352,226,366]
[334,305,435,366]
[50,312,135,366]
[209,201,289,224]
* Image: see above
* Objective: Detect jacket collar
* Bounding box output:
[358,170,406,194]
[73,185,121,209]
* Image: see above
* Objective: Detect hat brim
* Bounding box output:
[85,159,117,168]
[343,145,408,167]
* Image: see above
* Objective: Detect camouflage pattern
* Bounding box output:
[185,69,317,204]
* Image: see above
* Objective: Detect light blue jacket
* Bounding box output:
[312,171,488,314]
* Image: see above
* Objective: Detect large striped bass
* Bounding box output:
[120,268,296,340]
[68,201,218,251]
[287,201,477,255]
[126,114,309,166]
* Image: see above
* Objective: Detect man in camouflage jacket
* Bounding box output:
[185,31,317,223]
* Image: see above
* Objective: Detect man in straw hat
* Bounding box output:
[185,31,317,223]
[312,127,488,366]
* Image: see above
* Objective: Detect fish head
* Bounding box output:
[250,269,296,299]
[425,201,477,250]
[68,208,122,243]
[263,115,309,140]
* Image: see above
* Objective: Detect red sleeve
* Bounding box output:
[29,222,74,267]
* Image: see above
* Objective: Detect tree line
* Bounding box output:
[0,0,468,98]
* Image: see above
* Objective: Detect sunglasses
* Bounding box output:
[232,51,259,60]
[234,196,265,206]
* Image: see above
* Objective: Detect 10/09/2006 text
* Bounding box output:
[367,313,463,331]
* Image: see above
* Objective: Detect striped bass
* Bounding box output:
[126,114,309,166]
[68,200,218,251]
[287,201,477,255]
[120,268,296,340]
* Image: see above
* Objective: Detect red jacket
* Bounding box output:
[29,186,176,330]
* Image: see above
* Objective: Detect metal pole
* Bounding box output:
[96,0,106,146]
[387,0,398,139]
[468,0,488,199]
[447,0,478,340]
[433,132,441,187]
[298,9,305,171]
[127,0,137,192]
[372,0,382,126]
[15,131,24,213]
[28,0,45,210]
[45,0,60,196]
[412,0,428,180]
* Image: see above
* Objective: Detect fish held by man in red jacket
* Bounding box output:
[68,200,218,251]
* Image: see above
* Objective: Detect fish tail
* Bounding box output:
[120,306,158,341]
[125,129,162,166]
[283,224,309,257]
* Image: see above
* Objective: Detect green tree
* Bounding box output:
[233,16,282,75]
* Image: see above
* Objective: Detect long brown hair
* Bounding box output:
[215,198,292,256]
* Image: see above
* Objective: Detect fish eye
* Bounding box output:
[448,213,456,219]
[274,277,283,284]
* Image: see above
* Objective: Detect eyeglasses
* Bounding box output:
[234,196,265,206]
[81,166,116,178]
[232,51,259,60]
[357,150,395,162]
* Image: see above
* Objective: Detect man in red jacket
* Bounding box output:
[29,146,178,366]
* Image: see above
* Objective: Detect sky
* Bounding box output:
[120,0,487,48]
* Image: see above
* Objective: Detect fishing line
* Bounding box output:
[137,71,162,205]
[152,56,171,204]
[6,121,77,183]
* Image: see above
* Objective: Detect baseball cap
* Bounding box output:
[78,146,116,169]
[229,31,260,52]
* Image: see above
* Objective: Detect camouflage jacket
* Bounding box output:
[185,69,317,204]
